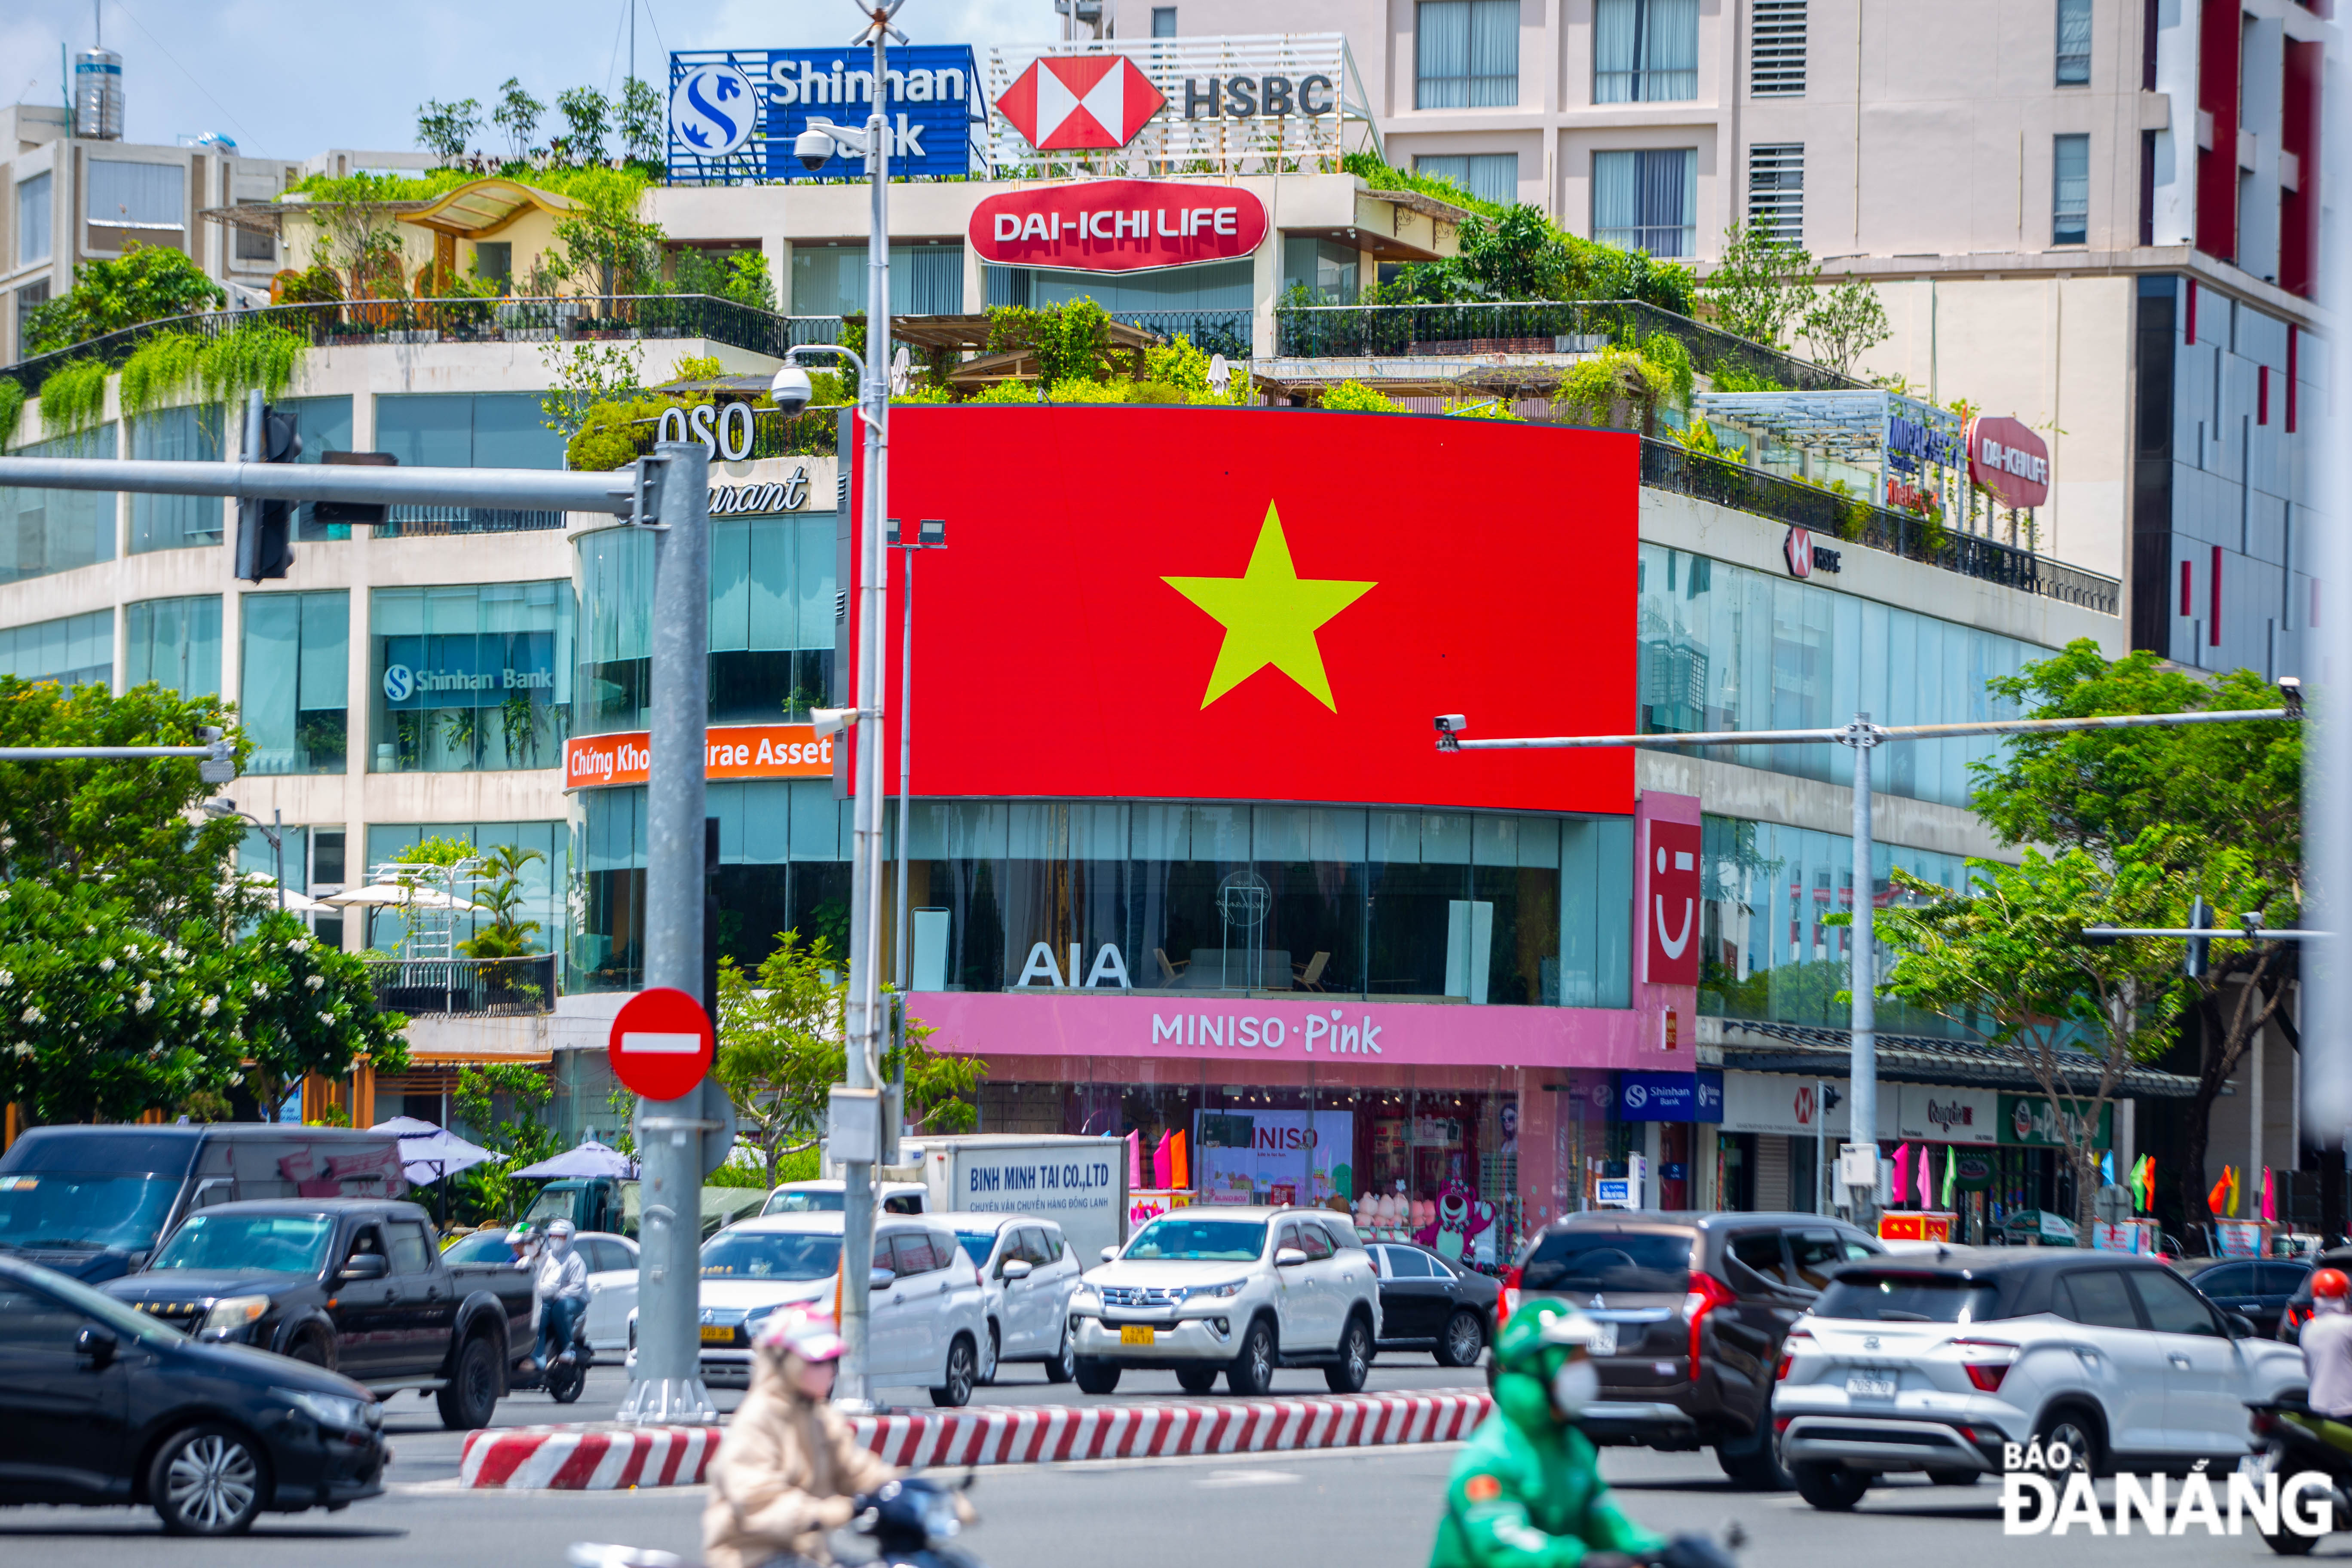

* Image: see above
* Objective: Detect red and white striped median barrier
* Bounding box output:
[459,1390,1492,1490]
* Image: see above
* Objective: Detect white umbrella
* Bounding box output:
[371,1115,500,1186]
[514,1138,638,1180]
[322,882,482,910]
[239,872,334,915]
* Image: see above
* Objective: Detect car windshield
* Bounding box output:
[1522,1230,1692,1293]
[764,1190,844,1214]
[442,1231,523,1265]
[150,1213,333,1275]
[701,1232,843,1280]
[1123,1218,1267,1262]
[954,1231,997,1266]
[0,1172,183,1253]
[1814,1273,2005,1323]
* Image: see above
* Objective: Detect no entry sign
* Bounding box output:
[608,986,715,1101]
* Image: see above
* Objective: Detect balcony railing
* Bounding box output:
[364,955,556,1017]
[1640,438,2120,614]
[4,296,848,399]
[1111,309,1253,361]
[1274,298,1863,394]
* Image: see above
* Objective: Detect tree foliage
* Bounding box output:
[555,86,612,164]
[417,97,484,162]
[1801,275,1892,378]
[548,171,665,303]
[1701,223,1817,351]
[452,1063,560,1223]
[24,244,227,355]
[618,77,663,165]
[493,78,548,161]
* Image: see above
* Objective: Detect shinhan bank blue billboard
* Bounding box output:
[666,47,985,184]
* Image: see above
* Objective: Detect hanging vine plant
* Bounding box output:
[0,376,25,452]
[38,360,109,435]
[118,330,205,419]
[199,322,306,406]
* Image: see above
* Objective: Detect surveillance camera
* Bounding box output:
[771,364,814,415]
[811,707,861,741]
[793,126,836,172]
[1433,714,1467,735]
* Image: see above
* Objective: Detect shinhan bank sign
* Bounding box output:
[667,46,985,184]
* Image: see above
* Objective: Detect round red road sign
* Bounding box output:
[607,986,714,1101]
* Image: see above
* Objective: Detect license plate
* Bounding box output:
[1119,1325,1156,1346]
[700,1324,735,1344]
[1588,1321,1619,1356]
[1846,1373,1899,1399]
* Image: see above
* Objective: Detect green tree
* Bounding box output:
[539,338,646,441]
[1863,832,2193,1235]
[674,248,778,312]
[1801,275,1890,378]
[548,172,663,307]
[617,77,663,165]
[1701,222,1816,351]
[417,97,483,163]
[1967,640,2303,1220]
[453,1063,560,1223]
[555,86,612,164]
[493,78,547,161]
[456,844,548,1000]
[24,244,227,355]
[219,913,411,1121]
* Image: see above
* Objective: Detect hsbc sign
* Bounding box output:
[996,55,1164,150]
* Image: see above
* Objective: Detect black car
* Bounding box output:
[2181,1256,2310,1339]
[2274,1248,2350,1341]
[1510,1210,1883,1489]
[1366,1241,1500,1366]
[0,1254,387,1534]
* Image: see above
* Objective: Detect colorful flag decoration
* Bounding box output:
[1128,1130,1142,1190]
[2230,1164,2244,1217]
[2141,1155,2157,1212]
[2262,1168,2277,1223]
[1917,1144,1930,1206]
[1152,1132,1173,1189]
[2127,1154,2148,1211]
[1940,1146,1956,1209]
[2100,1149,2115,1185]
[2209,1169,2233,1216]
[1892,1144,1910,1204]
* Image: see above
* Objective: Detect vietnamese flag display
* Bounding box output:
[854,407,1637,816]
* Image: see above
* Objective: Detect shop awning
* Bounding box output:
[1715,1020,2210,1099]
[401,178,577,239]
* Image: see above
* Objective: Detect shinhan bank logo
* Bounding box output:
[382,664,414,702]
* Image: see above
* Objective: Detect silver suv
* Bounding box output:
[1069,1207,1381,1396]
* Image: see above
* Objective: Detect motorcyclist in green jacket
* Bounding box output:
[1432,1300,1703,1568]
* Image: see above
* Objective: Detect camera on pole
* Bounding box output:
[235,402,301,583]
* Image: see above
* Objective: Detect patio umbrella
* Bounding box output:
[514,1138,638,1180]
[238,872,334,915]
[371,1115,500,1187]
[322,883,482,910]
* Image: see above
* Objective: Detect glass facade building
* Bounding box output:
[1,428,117,584]
[242,590,349,775]
[123,595,221,700]
[128,408,224,554]
[0,608,111,686]
[370,583,572,773]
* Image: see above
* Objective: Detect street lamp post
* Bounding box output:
[889,518,946,1133]
[205,799,286,913]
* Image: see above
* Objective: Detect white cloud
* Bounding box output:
[4,0,1052,160]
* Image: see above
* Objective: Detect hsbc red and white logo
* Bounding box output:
[996,55,1166,150]
[1784,526,1814,579]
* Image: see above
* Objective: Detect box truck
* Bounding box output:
[905,1134,1131,1265]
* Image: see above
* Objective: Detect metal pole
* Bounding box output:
[273,808,284,915]
[1816,1079,1829,1216]
[1847,715,1879,1226]
[618,439,715,1427]
[896,548,912,1001]
[838,11,894,1409]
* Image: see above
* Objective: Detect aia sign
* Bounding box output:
[996,55,1164,150]
[1644,819,1702,985]
[969,179,1268,273]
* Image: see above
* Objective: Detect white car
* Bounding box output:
[438,1227,639,1352]
[1069,1206,1380,1397]
[940,1213,1084,1385]
[762,1179,928,1217]
[1774,1247,2308,1509]
[625,1213,991,1406]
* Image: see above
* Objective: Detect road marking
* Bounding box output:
[1197,1469,1302,1488]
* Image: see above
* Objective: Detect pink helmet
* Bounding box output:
[754,1309,845,1363]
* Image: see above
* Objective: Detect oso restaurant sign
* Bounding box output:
[667,46,984,183]
[969,178,1267,273]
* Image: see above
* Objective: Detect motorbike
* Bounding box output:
[569,1475,983,1568]
[2245,1398,2352,1556]
[513,1304,592,1405]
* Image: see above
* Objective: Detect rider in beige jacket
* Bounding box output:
[703,1313,898,1568]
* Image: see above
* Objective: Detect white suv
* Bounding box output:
[1069,1207,1380,1396]
[1774,1248,2307,1508]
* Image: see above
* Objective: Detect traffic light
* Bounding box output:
[235,405,300,583]
[2184,894,2212,979]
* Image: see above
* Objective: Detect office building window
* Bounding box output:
[1152,6,1178,36]
[1595,0,1698,104]
[1414,153,1520,207]
[364,821,565,959]
[0,426,114,583]
[1592,148,1697,257]
[129,408,224,554]
[281,395,357,540]
[2053,133,2090,245]
[1751,0,1807,96]
[86,158,184,251]
[473,241,511,285]
[0,609,111,688]
[15,279,49,361]
[232,214,276,263]
[373,392,563,535]
[1282,237,1362,303]
[1747,143,1805,244]
[1416,0,1520,109]
[243,590,349,775]
[124,595,223,701]
[16,172,52,265]
[791,243,962,317]
[371,582,573,774]
[2055,0,2092,86]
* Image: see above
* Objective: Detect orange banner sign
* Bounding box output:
[564,724,834,790]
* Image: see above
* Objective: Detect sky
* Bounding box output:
[3,0,1050,159]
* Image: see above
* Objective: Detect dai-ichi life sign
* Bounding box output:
[968,178,1267,272]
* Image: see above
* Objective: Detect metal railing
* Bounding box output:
[1112,309,1253,361]
[364,954,557,1017]
[5,296,848,399]
[1274,298,1861,394]
[1639,438,2120,613]
[378,505,568,537]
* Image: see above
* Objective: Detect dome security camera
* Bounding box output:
[771,364,815,415]
[793,126,836,172]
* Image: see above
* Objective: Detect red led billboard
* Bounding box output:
[856,407,1638,816]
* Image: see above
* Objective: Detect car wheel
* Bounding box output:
[1044,1328,1077,1384]
[436,1332,502,1430]
[930,1335,978,1409]
[1715,1427,1792,1491]
[980,1323,1001,1387]
[1792,1460,1871,1511]
[1324,1315,1372,1394]
[288,1333,333,1371]
[149,1423,267,1536]
[1176,1366,1220,1394]
[1074,1357,1121,1395]
[1436,1309,1485,1369]
[1228,1318,1276,1396]
[2034,1404,2104,1479]
[1925,1467,1980,1487]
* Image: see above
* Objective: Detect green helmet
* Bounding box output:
[1493,1299,1606,1381]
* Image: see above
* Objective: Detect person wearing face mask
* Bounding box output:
[703,1311,910,1568]
[1431,1300,1717,1568]
[522,1218,589,1377]
[2302,1267,2352,1418]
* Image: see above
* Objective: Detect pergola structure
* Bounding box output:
[1690,388,1977,531]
